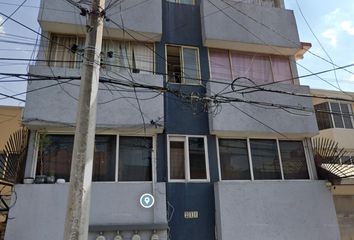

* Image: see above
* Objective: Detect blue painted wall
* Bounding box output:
[155,1,219,240]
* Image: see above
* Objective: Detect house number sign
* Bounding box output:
[184,211,199,219]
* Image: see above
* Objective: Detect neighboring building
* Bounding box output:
[0,106,23,153]
[0,105,23,239]
[312,88,354,240]
[5,1,340,240]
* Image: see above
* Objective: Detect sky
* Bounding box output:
[0,0,353,106]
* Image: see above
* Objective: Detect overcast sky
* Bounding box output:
[0,0,353,106]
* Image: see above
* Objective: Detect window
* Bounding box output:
[219,139,251,180]
[314,102,332,130]
[101,41,154,73]
[36,134,153,182]
[279,141,309,179]
[167,0,195,5]
[49,35,84,68]
[168,136,209,181]
[36,135,116,182]
[209,49,292,84]
[314,102,353,130]
[48,34,154,73]
[167,45,201,84]
[118,137,152,181]
[251,139,281,180]
[218,138,310,180]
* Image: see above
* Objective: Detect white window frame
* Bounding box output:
[328,102,354,129]
[216,136,312,182]
[167,135,210,182]
[32,132,156,183]
[166,44,201,85]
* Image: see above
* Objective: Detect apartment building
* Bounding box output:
[5,0,341,239]
[312,88,354,240]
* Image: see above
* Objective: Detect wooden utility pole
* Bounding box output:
[63,0,105,239]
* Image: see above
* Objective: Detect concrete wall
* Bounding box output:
[315,128,354,151]
[23,66,164,131]
[214,181,340,240]
[5,183,167,240]
[200,0,301,55]
[38,0,162,41]
[0,106,23,151]
[208,79,318,137]
[333,195,354,240]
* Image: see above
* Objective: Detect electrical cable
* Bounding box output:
[0,0,27,28]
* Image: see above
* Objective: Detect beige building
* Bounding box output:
[0,105,23,153]
[312,89,354,240]
[0,105,23,238]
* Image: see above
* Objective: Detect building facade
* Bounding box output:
[312,88,354,240]
[5,1,341,240]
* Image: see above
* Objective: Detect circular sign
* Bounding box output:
[139,193,155,208]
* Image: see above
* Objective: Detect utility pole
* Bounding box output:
[63,0,105,239]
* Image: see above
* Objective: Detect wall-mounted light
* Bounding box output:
[114,230,123,240]
[132,231,141,240]
[96,232,106,240]
[151,230,159,240]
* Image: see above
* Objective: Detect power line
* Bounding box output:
[0,0,27,28]
[295,0,341,89]
[223,0,354,76]
[207,0,354,97]
[0,58,353,89]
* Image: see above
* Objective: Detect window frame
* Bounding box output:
[32,132,156,183]
[165,44,201,85]
[167,135,210,182]
[315,102,354,130]
[216,137,312,182]
[328,102,354,129]
[48,34,156,74]
[208,49,293,84]
[48,33,84,69]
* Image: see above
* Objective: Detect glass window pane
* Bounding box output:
[179,0,194,4]
[250,139,281,180]
[330,103,344,128]
[37,135,117,182]
[167,46,182,83]
[231,52,272,84]
[118,137,152,181]
[209,49,232,81]
[37,135,73,182]
[189,137,207,179]
[133,43,154,73]
[271,56,292,84]
[279,141,309,179]
[92,136,116,181]
[314,103,333,130]
[170,141,185,179]
[219,139,251,180]
[340,103,353,129]
[183,48,200,84]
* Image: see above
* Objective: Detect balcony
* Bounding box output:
[23,65,164,132]
[208,79,318,138]
[214,181,340,240]
[38,0,162,41]
[201,0,301,55]
[5,183,167,240]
